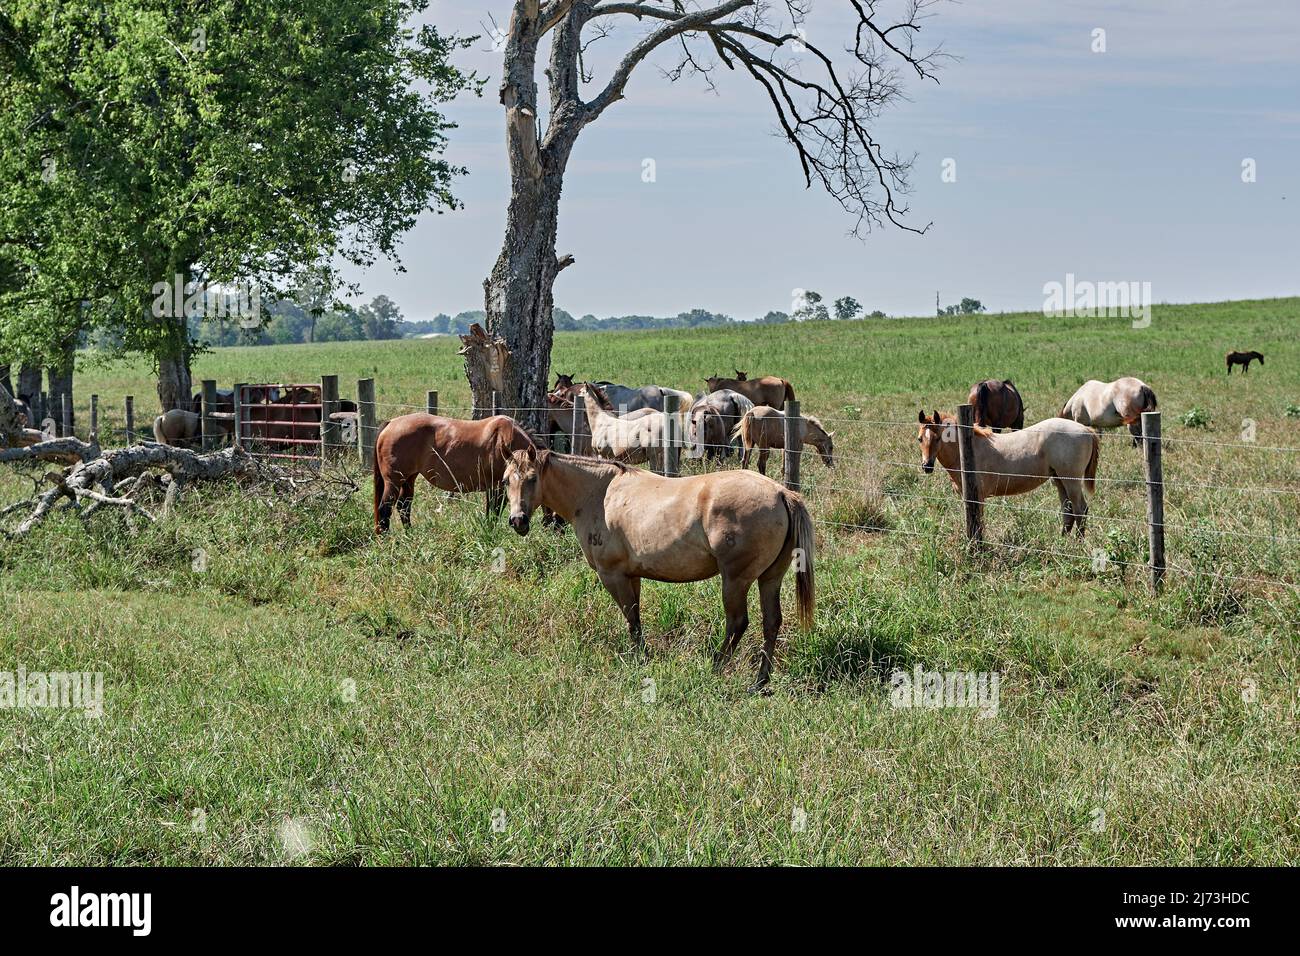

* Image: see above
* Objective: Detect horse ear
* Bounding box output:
[918,409,926,424]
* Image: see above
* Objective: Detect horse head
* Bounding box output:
[504,446,547,535]
[916,409,948,474]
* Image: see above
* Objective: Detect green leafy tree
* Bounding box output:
[0,1,476,410]
[834,296,862,321]
[793,291,830,323]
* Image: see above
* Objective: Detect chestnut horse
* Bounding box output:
[704,373,794,410]
[734,406,834,476]
[1226,350,1264,374]
[373,413,536,533]
[504,447,815,692]
[969,379,1024,431]
[917,411,1099,536]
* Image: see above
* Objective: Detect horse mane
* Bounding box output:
[803,413,828,435]
[544,450,634,475]
[584,383,614,411]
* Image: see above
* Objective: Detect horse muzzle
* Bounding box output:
[509,514,531,535]
[922,460,935,474]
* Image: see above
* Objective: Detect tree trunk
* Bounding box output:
[479,181,566,429]
[156,313,192,413]
[17,365,42,405]
[47,337,76,435]
[0,365,11,399]
[474,0,581,433]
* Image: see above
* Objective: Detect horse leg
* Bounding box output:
[752,574,784,694]
[397,478,416,528]
[1050,474,1073,535]
[757,449,769,477]
[1064,478,1089,536]
[599,571,644,654]
[376,475,397,535]
[712,575,752,677]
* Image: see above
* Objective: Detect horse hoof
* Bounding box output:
[746,682,773,697]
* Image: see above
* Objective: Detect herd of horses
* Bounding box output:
[369,364,1185,691]
[151,386,358,451]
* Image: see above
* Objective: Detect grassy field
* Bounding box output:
[2,299,1298,864]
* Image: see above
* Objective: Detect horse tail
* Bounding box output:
[781,491,815,630]
[1139,384,1157,413]
[1084,432,1099,495]
[782,379,796,403]
[152,415,167,444]
[372,442,385,531]
[973,381,990,425]
[732,408,754,449]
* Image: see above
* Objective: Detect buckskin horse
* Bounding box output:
[372,413,536,533]
[503,446,815,692]
[917,410,1099,536]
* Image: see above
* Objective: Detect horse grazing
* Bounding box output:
[688,389,754,459]
[1226,350,1264,375]
[504,447,815,692]
[734,406,834,476]
[579,384,667,469]
[372,413,536,534]
[969,379,1024,432]
[1060,377,1157,445]
[152,408,233,446]
[704,373,794,411]
[917,411,1099,536]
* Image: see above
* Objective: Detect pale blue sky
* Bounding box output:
[340,0,1300,321]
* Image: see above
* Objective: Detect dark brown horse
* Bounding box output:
[969,379,1025,431]
[373,413,536,533]
[1226,350,1264,374]
[704,373,794,410]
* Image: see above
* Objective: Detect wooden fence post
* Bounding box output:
[782,399,801,491]
[89,394,99,443]
[571,397,587,456]
[61,393,72,438]
[426,390,438,416]
[957,403,983,544]
[124,396,135,445]
[1142,411,1166,591]
[357,377,377,468]
[38,391,47,429]
[200,379,218,451]
[320,374,340,462]
[662,393,681,477]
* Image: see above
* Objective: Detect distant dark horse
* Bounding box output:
[969,379,1025,432]
[1226,350,1264,375]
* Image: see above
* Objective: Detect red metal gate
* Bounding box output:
[236,384,323,463]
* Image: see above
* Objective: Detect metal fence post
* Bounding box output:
[124,396,135,445]
[782,399,802,491]
[662,393,680,477]
[61,393,72,438]
[426,390,438,416]
[1142,411,1166,591]
[957,403,983,544]
[357,377,377,468]
[89,394,99,443]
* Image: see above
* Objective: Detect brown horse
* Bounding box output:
[373,413,536,533]
[504,447,814,693]
[969,379,1025,431]
[704,373,794,411]
[1226,350,1264,374]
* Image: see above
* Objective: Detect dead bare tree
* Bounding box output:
[474,0,949,428]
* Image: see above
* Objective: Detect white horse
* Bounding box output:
[579,384,668,469]
[1060,377,1157,445]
